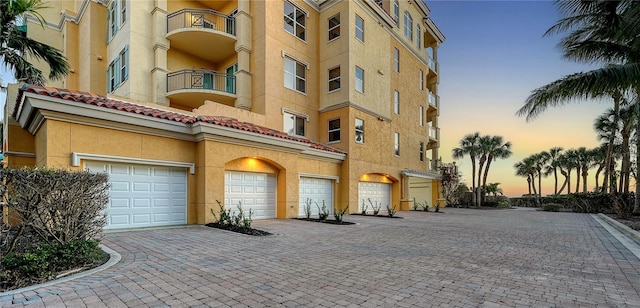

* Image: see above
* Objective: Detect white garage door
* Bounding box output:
[225,171,277,219]
[299,177,333,218]
[358,182,391,213]
[85,161,187,229]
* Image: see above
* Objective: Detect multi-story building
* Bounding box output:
[5,0,444,229]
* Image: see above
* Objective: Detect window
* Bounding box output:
[416,24,421,49]
[404,12,413,41]
[355,15,364,42]
[120,0,126,24]
[419,141,425,162]
[394,132,400,156]
[119,48,128,82]
[107,46,129,92]
[355,66,364,93]
[328,66,341,92]
[284,1,306,40]
[328,119,341,142]
[394,48,399,73]
[355,118,364,143]
[419,69,424,90]
[328,14,340,41]
[393,90,400,114]
[284,57,306,93]
[108,2,117,38]
[284,112,306,136]
[393,0,399,23]
[419,105,424,126]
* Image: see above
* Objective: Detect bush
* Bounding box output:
[542,203,562,212]
[0,167,109,257]
[485,196,511,208]
[1,239,105,291]
[509,193,627,214]
[334,204,349,222]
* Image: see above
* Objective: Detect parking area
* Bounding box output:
[2,208,640,307]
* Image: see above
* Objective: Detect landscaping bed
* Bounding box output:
[607,214,640,231]
[205,222,272,236]
[293,218,355,225]
[350,213,404,218]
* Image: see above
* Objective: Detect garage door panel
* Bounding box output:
[85,161,187,229]
[299,177,333,218]
[224,171,276,220]
[358,182,391,213]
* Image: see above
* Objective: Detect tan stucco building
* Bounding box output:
[5,0,445,229]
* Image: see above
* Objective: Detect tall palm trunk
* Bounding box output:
[620,132,630,194]
[635,89,640,213]
[566,168,572,194]
[604,93,621,193]
[477,155,486,206]
[575,167,581,193]
[470,156,477,207]
[537,169,543,197]
[595,163,604,191]
[553,168,559,194]
[558,169,568,194]
[582,166,589,192]
[527,177,532,195]
[530,174,537,196]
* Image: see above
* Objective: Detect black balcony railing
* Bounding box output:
[167,69,236,94]
[167,8,236,36]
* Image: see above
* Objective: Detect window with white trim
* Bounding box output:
[107,46,129,92]
[284,57,306,93]
[328,118,341,142]
[404,12,413,41]
[355,15,364,42]
[417,24,421,49]
[108,2,117,39]
[355,118,364,143]
[419,69,424,90]
[393,90,400,114]
[419,141,425,162]
[328,14,340,41]
[120,0,127,24]
[394,132,400,156]
[355,66,364,93]
[284,111,306,136]
[284,1,306,41]
[419,105,424,126]
[393,0,399,23]
[394,48,399,73]
[328,66,341,92]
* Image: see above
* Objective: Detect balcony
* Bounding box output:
[427,56,438,76]
[166,8,236,63]
[428,93,439,109]
[427,126,439,149]
[166,69,237,109]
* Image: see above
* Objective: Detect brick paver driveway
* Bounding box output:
[3,208,640,307]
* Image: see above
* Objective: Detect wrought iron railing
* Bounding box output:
[167,8,236,36]
[167,69,236,94]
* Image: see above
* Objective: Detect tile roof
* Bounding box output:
[15,84,346,155]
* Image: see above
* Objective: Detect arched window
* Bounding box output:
[404,12,413,41]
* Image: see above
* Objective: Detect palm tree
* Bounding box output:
[591,144,608,191]
[617,104,635,194]
[452,132,481,207]
[515,159,536,196]
[480,136,512,192]
[543,147,564,194]
[1,0,69,85]
[476,135,493,198]
[515,0,640,211]
[558,149,578,194]
[594,107,620,193]
[531,152,549,197]
[485,183,503,196]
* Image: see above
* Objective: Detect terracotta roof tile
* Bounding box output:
[14,84,346,155]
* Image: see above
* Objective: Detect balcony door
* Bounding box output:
[226,63,237,94]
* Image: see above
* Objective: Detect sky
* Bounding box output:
[427,0,611,196]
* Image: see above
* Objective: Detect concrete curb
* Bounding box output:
[0,244,121,297]
[597,213,640,245]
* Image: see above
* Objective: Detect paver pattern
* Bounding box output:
[2,208,640,307]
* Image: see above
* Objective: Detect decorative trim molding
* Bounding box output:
[319,101,392,122]
[401,169,440,179]
[72,152,196,174]
[298,173,340,183]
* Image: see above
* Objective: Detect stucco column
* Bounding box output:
[234,1,252,110]
[151,1,169,106]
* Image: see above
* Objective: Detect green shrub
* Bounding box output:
[317,200,329,221]
[334,204,349,222]
[361,199,369,215]
[368,199,381,216]
[387,204,398,217]
[0,167,109,256]
[303,198,312,219]
[1,239,104,290]
[542,203,562,212]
